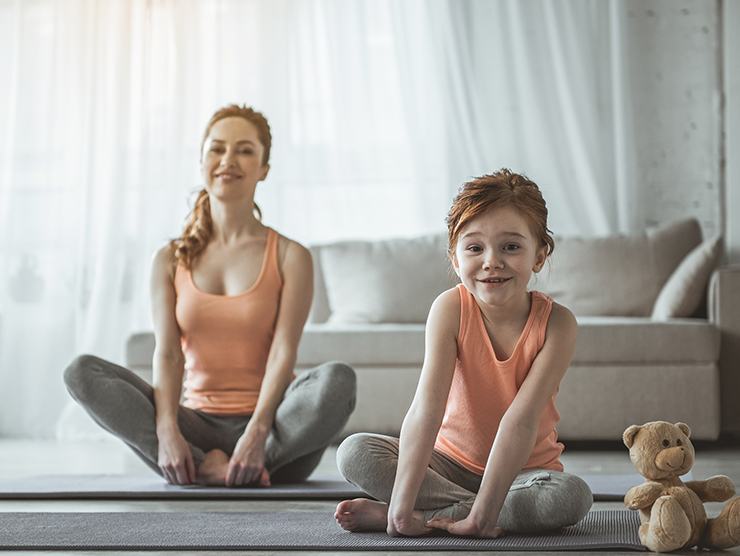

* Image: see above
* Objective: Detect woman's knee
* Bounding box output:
[63,354,103,396]
[324,361,356,396]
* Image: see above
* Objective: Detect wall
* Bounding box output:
[725,0,740,264]
[626,0,723,241]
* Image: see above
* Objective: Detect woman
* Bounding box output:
[65,105,356,487]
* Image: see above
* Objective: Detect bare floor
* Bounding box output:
[1,438,740,556]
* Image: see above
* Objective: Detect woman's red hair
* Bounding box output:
[171,105,272,268]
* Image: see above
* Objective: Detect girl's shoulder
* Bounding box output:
[426,286,463,337]
[544,301,578,343]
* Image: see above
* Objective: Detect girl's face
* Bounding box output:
[452,205,547,309]
[201,116,269,203]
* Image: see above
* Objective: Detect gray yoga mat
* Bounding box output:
[0,474,364,500]
[0,473,672,501]
[0,510,645,551]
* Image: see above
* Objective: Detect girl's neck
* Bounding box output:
[477,291,532,326]
[209,195,264,244]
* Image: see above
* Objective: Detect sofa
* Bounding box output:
[125,218,740,442]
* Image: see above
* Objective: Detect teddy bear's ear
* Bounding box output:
[675,423,691,438]
[623,425,642,448]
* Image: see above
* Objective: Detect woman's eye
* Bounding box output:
[239,149,254,155]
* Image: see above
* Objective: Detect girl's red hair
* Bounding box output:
[446,169,554,258]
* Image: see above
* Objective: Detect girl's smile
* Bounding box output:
[452,205,546,310]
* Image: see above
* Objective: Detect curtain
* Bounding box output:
[0,0,636,438]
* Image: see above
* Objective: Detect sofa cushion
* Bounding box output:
[651,236,722,320]
[295,318,718,367]
[535,219,702,316]
[297,323,426,366]
[318,233,458,324]
[572,316,719,363]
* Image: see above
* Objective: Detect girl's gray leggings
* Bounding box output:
[337,433,593,533]
[64,354,356,483]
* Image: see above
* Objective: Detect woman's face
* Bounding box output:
[201,116,270,203]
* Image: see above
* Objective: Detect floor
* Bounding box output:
[1,438,740,556]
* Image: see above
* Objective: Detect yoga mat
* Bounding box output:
[581,472,693,501]
[0,474,364,500]
[0,510,645,551]
[0,473,667,501]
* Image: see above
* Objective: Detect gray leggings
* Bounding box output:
[64,355,356,483]
[337,433,593,533]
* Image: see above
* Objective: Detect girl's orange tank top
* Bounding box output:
[434,284,564,474]
[174,228,282,415]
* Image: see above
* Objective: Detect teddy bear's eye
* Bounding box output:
[676,439,682,446]
[662,439,670,447]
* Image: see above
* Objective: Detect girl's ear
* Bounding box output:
[532,247,547,273]
[451,253,460,277]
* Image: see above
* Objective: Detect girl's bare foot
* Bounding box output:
[196,449,229,485]
[334,498,389,531]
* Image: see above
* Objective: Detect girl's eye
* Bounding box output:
[504,244,520,251]
[467,245,482,252]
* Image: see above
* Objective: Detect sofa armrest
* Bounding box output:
[708,265,740,436]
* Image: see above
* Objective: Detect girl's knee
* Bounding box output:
[336,432,373,478]
[559,473,593,525]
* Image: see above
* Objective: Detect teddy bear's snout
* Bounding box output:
[655,446,688,472]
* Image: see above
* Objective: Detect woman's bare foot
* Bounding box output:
[334,498,389,531]
[196,449,229,486]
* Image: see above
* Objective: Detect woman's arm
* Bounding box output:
[225,238,313,486]
[428,302,578,537]
[386,288,460,536]
[150,245,195,485]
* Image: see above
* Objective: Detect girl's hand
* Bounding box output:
[387,512,433,537]
[425,515,504,538]
[226,432,271,487]
[157,429,196,485]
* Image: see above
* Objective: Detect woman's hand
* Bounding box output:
[425,515,504,538]
[157,429,196,485]
[226,430,271,487]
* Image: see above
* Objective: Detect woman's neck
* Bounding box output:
[208,195,264,244]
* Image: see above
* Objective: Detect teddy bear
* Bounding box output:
[623,421,740,552]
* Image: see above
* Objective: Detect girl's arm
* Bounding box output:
[225,238,313,486]
[428,302,578,537]
[386,288,461,536]
[150,245,195,485]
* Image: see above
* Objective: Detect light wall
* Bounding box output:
[626,0,724,241]
[725,0,740,263]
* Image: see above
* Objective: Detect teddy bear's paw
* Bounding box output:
[703,496,740,549]
[642,496,692,553]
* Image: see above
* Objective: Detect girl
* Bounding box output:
[334,169,592,536]
[65,105,356,487]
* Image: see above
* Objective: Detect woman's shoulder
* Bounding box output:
[152,242,180,281]
[274,232,312,279]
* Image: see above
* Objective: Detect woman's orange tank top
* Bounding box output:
[174,228,282,415]
[434,284,564,474]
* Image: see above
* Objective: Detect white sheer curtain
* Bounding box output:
[0,0,636,438]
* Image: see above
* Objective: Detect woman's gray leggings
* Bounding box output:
[64,355,356,483]
[337,433,593,533]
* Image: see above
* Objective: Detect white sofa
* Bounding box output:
[125,218,740,442]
